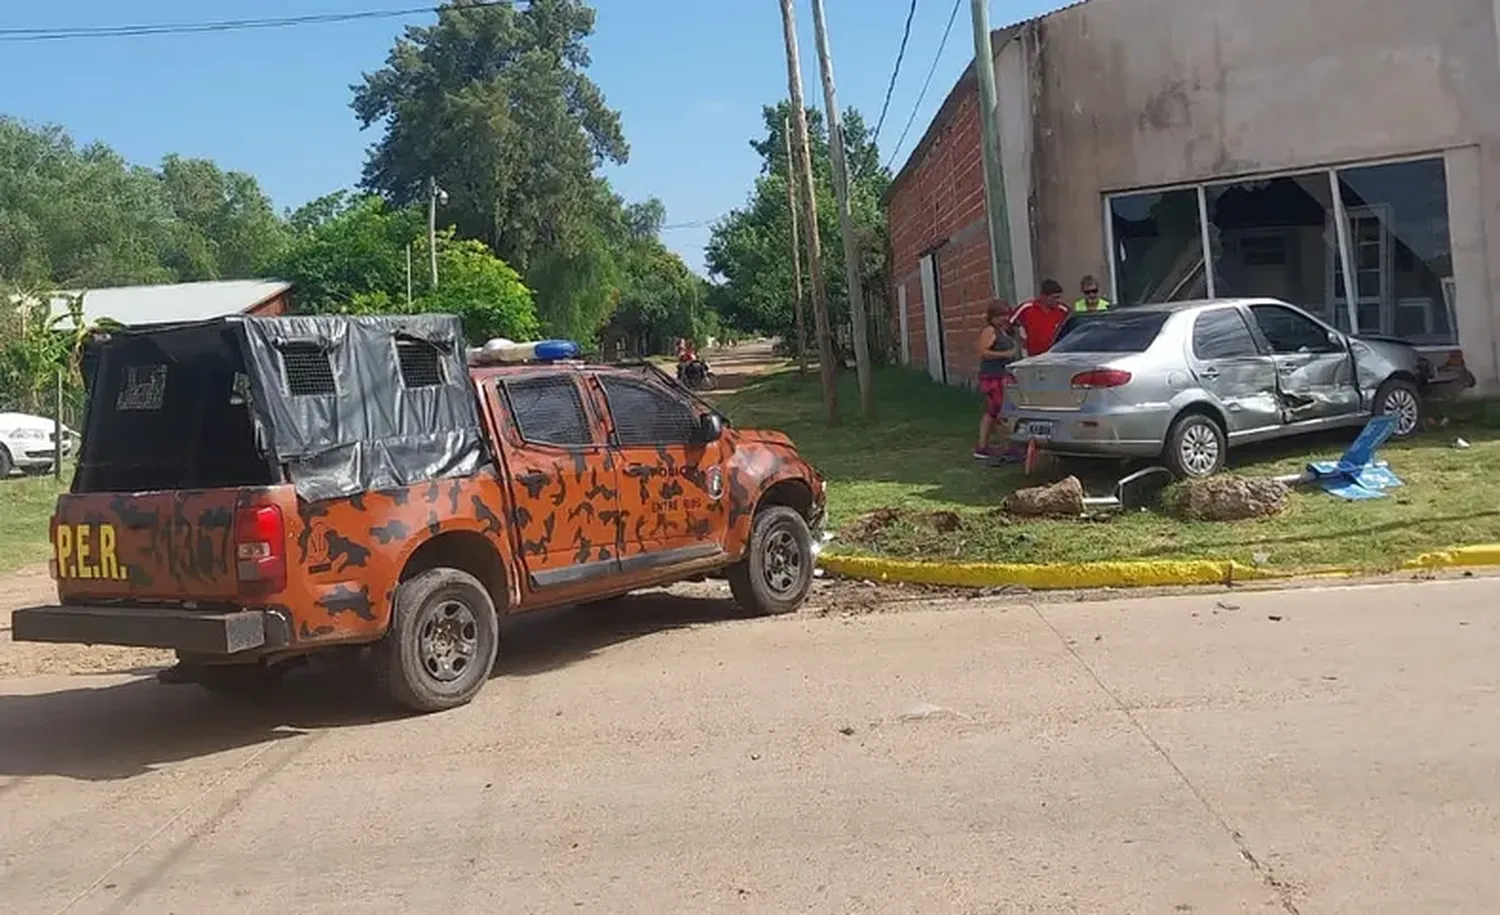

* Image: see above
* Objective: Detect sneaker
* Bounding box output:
[972,447,993,461]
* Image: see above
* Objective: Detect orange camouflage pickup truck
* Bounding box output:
[14,315,826,712]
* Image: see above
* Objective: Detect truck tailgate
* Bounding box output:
[52,490,243,601]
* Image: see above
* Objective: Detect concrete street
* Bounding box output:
[3,574,1498,914]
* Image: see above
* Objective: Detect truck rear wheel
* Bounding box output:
[375,567,499,713]
[727,506,815,616]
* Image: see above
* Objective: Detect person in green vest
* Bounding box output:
[1074,274,1111,313]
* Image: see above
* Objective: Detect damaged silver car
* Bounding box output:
[1001,298,1432,478]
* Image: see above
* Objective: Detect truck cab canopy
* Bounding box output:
[78,313,486,501]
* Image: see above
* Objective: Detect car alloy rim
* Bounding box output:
[1179,422,1221,476]
[417,599,480,682]
[762,528,803,596]
[1383,388,1420,436]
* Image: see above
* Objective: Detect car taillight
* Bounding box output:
[235,504,286,596]
[1070,369,1132,389]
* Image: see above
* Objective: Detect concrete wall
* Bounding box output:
[1027,0,1500,388]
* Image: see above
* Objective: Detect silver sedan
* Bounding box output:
[1001,298,1429,478]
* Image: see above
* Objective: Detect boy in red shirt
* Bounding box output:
[1006,278,1071,356]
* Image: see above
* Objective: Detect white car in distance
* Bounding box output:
[0,412,75,478]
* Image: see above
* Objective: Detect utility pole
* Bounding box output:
[427,177,447,289]
[809,0,875,421]
[778,0,840,426]
[781,116,809,377]
[405,243,414,307]
[969,0,1014,304]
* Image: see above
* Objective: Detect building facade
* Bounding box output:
[886,0,1500,392]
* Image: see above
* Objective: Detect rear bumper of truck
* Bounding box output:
[12,604,292,656]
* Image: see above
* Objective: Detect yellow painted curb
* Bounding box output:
[814,548,1500,590]
[819,554,1291,590]
[1403,544,1500,570]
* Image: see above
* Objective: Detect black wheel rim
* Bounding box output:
[762,528,803,596]
[416,599,480,683]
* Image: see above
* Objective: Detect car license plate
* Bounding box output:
[1017,420,1054,438]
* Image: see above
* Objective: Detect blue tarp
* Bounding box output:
[1304,414,1403,500]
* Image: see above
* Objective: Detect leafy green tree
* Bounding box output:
[158,154,285,280]
[267,194,539,342]
[351,0,627,275]
[706,103,889,352]
[0,117,285,288]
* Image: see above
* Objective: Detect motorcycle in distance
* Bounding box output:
[676,355,716,391]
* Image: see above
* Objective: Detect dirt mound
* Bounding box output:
[1002,476,1085,517]
[842,508,966,545]
[1164,476,1290,521]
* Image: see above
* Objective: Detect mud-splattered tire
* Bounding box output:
[1375,377,1423,438]
[0,445,12,478]
[375,567,498,714]
[727,506,815,617]
[196,663,287,699]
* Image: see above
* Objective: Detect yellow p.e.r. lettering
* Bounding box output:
[75,524,93,578]
[53,523,127,580]
[54,524,73,579]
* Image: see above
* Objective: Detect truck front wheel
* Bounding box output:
[375,567,499,713]
[727,506,815,616]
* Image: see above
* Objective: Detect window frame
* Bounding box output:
[1102,152,1456,347]
[497,371,603,450]
[594,372,703,448]
[1246,303,1344,357]
[1190,306,1265,361]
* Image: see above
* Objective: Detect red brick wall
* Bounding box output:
[886,83,1005,388]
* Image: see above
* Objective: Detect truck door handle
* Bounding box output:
[1278,365,1296,375]
[1199,367,1219,380]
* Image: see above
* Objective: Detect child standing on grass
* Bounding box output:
[973,303,1019,460]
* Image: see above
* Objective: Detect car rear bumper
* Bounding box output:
[12,604,291,656]
[1004,411,1167,458]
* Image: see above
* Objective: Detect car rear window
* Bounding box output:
[1049,311,1170,354]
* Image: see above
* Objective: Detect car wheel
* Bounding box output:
[374,567,499,713]
[727,506,815,616]
[1164,412,1226,479]
[1375,378,1423,438]
[0,446,12,478]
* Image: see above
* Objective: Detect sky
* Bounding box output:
[0,0,1056,275]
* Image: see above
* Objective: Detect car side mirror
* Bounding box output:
[1328,330,1345,349]
[697,412,725,442]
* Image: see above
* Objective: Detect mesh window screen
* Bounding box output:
[280,343,337,396]
[599,376,697,445]
[396,339,446,388]
[504,375,593,445]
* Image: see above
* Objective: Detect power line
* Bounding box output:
[871,0,919,143]
[0,2,506,42]
[884,0,963,171]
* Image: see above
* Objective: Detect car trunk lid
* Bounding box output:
[1007,354,1135,410]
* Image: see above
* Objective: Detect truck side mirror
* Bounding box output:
[697,412,725,442]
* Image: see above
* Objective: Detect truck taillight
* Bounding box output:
[235,505,286,595]
[1070,369,1132,389]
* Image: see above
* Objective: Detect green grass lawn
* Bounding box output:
[0,470,66,577]
[714,365,1500,573]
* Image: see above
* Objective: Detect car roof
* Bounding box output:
[1092,297,1287,315]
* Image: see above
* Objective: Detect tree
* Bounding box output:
[157,154,285,280]
[706,103,889,353]
[351,0,627,275]
[0,117,285,288]
[266,194,539,342]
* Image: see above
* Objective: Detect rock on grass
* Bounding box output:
[1163,475,1290,521]
[1003,475,1085,517]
